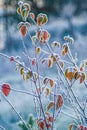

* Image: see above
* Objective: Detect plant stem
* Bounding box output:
[2,94,31,130]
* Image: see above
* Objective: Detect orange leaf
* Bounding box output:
[20,25,26,36]
[56,95,64,110]
[2,83,11,96]
[67,72,74,80]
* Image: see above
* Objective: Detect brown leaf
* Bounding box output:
[80,72,86,84]
[43,77,48,84]
[47,101,54,111]
[49,79,55,87]
[69,124,73,130]
[48,58,53,68]
[74,71,80,80]
[56,95,64,110]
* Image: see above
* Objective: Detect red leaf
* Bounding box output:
[9,56,15,62]
[20,25,26,36]
[2,83,11,96]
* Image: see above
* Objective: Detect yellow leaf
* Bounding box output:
[36,47,41,54]
[46,88,50,96]
[20,67,24,75]
[47,101,54,111]
[17,7,21,14]
[65,68,68,77]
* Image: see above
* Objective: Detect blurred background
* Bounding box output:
[0,0,87,130]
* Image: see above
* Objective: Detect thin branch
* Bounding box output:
[2,94,31,130]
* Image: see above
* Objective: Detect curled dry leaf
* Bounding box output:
[59,60,64,68]
[20,67,24,75]
[62,44,69,56]
[74,71,80,80]
[47,101,54,111]
[56,95,64,110]
[2,83,11,96]
[48,58,53,68]
[43,77,48,84]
